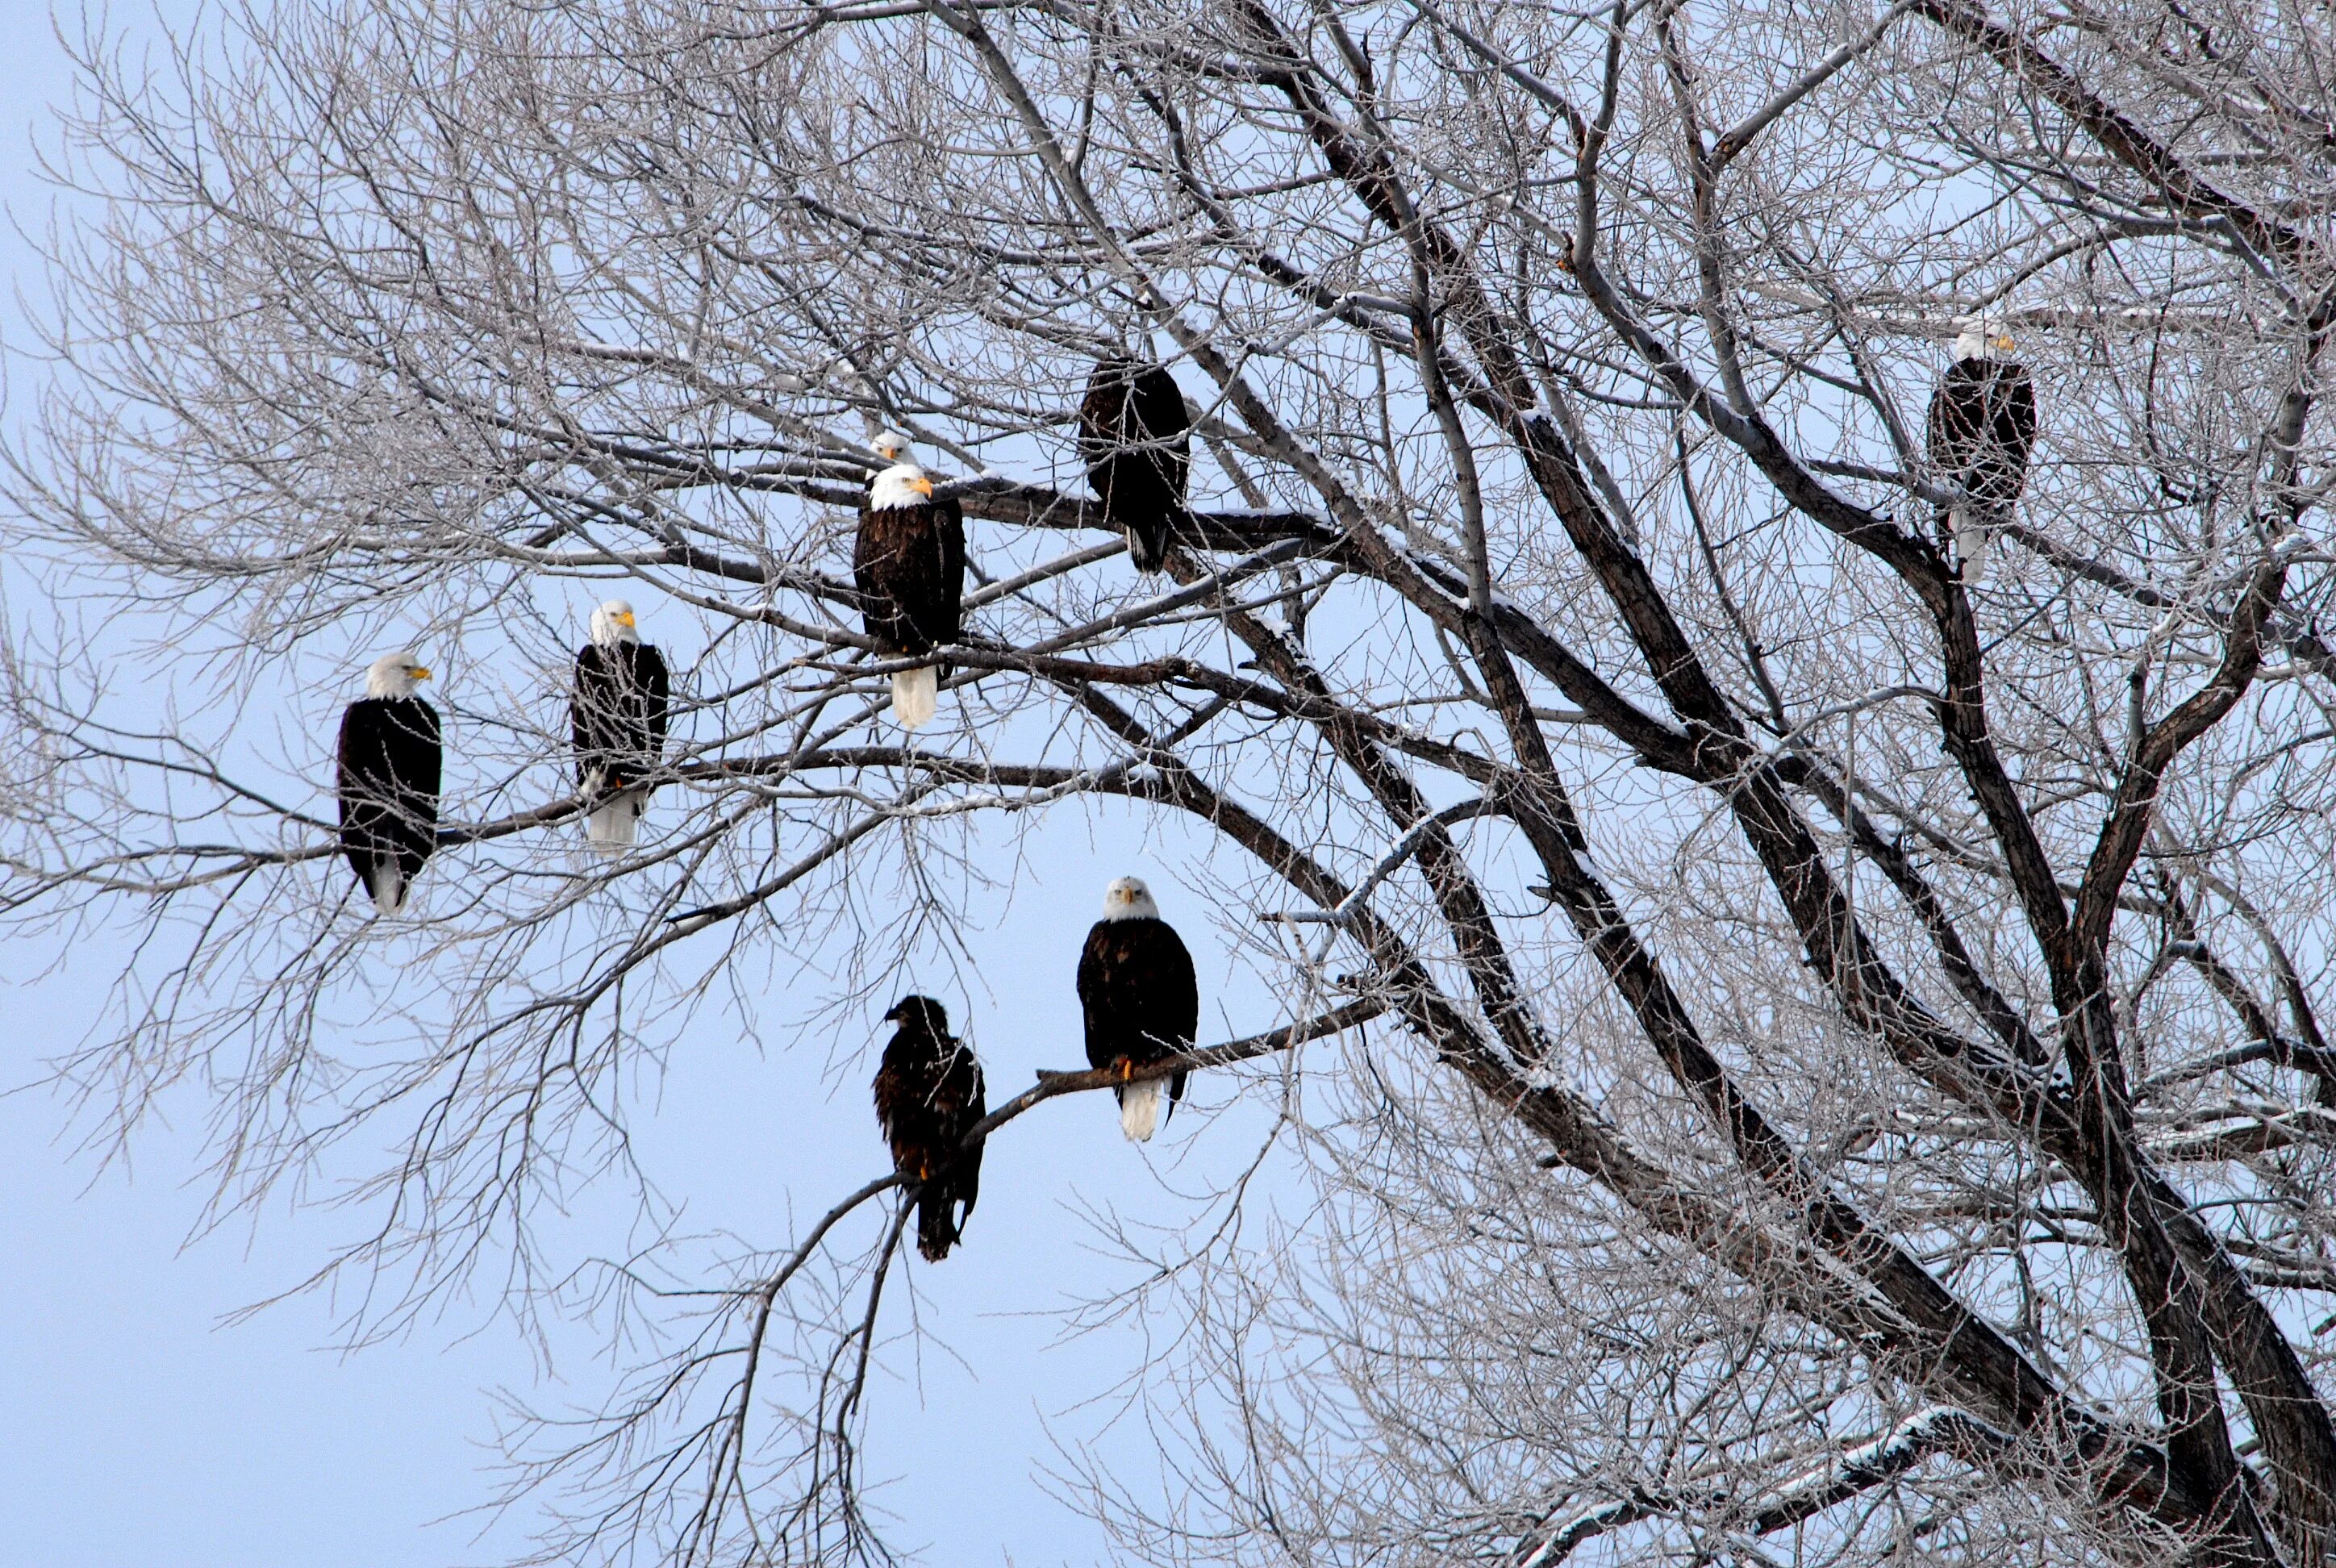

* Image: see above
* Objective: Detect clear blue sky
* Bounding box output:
[0,6,1296,1561]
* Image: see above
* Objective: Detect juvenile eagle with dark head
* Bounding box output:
[1078,358,1191,572]
[872,995,987,1261]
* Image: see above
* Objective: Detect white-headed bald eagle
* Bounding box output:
[1076,876,1199,1141]
[872,995,987,1261]
[1926,319,2037,586]
[571,598,672,853]
[337,652,440,915]
[1078,358,1192,572]
[855,440,966,731]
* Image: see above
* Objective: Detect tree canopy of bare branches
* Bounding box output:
[11,0,2336,1561]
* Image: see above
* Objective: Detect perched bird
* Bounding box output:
[337,651,441,915]
[855,444,966,730]
[1076,876,1200,1141]
[1926,317,2037,586]
[1078,357,1192,572]
[872,995,987,1261]
[570,598,672,853]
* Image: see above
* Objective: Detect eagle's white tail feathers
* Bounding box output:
[586,791,643,853]
[366,859,407,917]
[1952,507,1993,585]
[892,667,939,730]
[1119,1078,1164,1142]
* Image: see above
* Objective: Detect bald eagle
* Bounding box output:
[337,652,440,915]
[856,445,966,731]
[1078,358,1191,572]
[1927,319,2037,586]
[1076,876,1199,1141]
[571,599,672,853]
[872,995,987,1261]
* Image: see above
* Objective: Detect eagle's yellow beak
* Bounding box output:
[911,477,935,498]
[1993,333,2017,352]
[410,667,433,682]
[618,611,637,628]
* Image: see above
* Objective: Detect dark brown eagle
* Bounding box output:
[1076,875,1200,1141]
[1078,357,1192,572]
[570,598,671,853]
[855,436,966,730]
[872,995,987,1261]
[1926,319,2037,586]
[336,651,441,916]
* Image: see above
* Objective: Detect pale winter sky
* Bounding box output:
[0,5,1295,1561]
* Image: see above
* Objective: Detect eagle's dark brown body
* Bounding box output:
[1076,915,1199,1120]
[853,495,966,661]
[1078,358,1191,571]
[336,695,441,914]
[872,996,987,1261]
[1926,355,2037,578]
[571,639,671,795]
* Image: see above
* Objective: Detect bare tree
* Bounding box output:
[10,0,2336,1561]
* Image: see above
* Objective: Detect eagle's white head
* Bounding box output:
[364,651,432,699]
[871,430,913,465]
[1102,875,1161,922]
[870,462,936,512]
[590,599,641,647]
[1953,316,2018,363]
